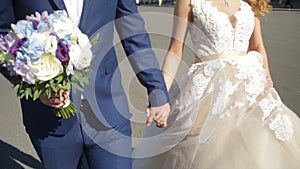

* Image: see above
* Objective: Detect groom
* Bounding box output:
[0,0,170,168]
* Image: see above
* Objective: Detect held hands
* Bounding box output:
[145,103,170,128]
[39,89,70,109]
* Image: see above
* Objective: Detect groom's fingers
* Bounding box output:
[39,90,70,108]
[39,94,66,108]
[62,90,70,105]
[145,108,150,117]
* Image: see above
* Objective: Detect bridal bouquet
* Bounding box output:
[0,10,98,119]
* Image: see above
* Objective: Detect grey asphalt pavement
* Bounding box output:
[0,6,299,169]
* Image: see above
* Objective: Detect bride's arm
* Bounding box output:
[162,0,193,91]
[249,17,273,88]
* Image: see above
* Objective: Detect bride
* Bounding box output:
[133,0,300,168]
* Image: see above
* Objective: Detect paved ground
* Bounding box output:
[0,6,299,169]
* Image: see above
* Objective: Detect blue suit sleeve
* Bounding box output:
[115,0,170,107]
[0,0,15,34]
[0,0,16,82]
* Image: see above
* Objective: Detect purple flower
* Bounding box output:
[56,41,69,62]
[31,20,40,30]
[9,38,27,56]
[0,35,8,52]
[26,11,49,30]
[13,61,37,84]
[5,33,13,41]
[0,34,14,52]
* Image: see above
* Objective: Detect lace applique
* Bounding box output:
[224,80,239,96]
[203,60,224,76]
[212,79,238,119]
[230,102,245,109]
[191,74,211,99]
[212,87,226,118]
[188,64,200,76]
[269,114,294,141]
[225,54,266,106]
[259,98,282,121]
[189,60,223,100]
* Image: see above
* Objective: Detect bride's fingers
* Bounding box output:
[155,116,168,128]
[154,110,167,120]
[156,121,167,128]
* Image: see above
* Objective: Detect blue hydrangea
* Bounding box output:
[12,20,34,38]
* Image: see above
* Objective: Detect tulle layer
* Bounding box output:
[133,52,300,169]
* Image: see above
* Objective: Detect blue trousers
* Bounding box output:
[28,117,132,169]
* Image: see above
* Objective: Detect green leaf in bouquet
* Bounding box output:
[20,92,25,99]
[45,88,52,98]
[90,32,100,46]
[71,82,84,93]
[0,53,15,66]
[54,74,64,84]
[0,51,6,63]
[83,76,89,84]
[33,89,42,101]
[60,83,71,90]
[37,79,48,85]
[50,80,59,92]
[55,102,76,119]
[24,87,33,100]
[13,84,20,93]
[58,89,64,98]
[5,53,15,62]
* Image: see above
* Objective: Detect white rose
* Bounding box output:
[76,33,91,49]
[69,43,93,70]
[31,54,63,81]
[69,32,93,70]
[77,43,93,70]
[45,35,58,54]
[51,18,77,38]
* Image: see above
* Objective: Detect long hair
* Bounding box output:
[245,0,272,17]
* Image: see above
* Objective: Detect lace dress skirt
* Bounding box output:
[133,51,300,169]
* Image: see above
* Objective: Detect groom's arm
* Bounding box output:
[115,0,170,127]
[0,0,16,81]
[0,0,15,34]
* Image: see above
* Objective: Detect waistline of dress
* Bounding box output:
[194,51,247,63]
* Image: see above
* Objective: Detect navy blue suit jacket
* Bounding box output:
[0,0,169,138]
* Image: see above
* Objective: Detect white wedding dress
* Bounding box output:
[133,0,300,168]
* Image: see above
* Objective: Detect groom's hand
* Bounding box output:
[39,89,70,108]
[146,103,170,128]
